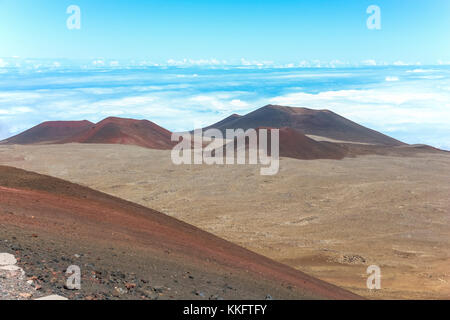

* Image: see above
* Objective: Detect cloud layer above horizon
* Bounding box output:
[0,63,449,150]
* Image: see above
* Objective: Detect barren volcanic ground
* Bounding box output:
[0,144,449,299]
[0,165,357,300]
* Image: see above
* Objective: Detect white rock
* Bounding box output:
[0,253,17,266]
[0,265,21,271]
[35,295,68,301]
[0,265,25,277]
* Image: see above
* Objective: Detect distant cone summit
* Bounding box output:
[1,117,175,150]
[204,105,405,146]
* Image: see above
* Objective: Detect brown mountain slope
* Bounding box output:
[275,127,348,160]
[62,117,175,150]
[223,127,348,160]
[0,165,360,300]
[1,117,175,150]
[203,113,242,131]
[0,121,94,145]
[206,105,405,146]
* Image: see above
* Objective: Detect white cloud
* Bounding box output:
[1,64,449,148]
[385,76,399,82]
[0,107,34,115]
[406,69,434,73]
[175,74,198,78]
[240,58,274,67]
[269,85,450,128]
[393,61,406,66]
[92,59,105,66]
[188,94,252,113]
[229,99,249,108]
[166,58,229,67]
[361,59,377,66]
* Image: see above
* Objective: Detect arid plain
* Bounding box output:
[1,143,449,299]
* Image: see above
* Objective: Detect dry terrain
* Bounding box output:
[0,165,357,300]
[0,143,449,299]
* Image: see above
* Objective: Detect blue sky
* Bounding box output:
[0,0,449,64]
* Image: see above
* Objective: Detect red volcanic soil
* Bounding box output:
[220,126,445,161]
[206,105,405,146]
[1,117,175,150]
[0,165,360,300]
[223,127,348,160]
[0,121,94,145]
[272,127,347,160]
[62,117,175,150]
